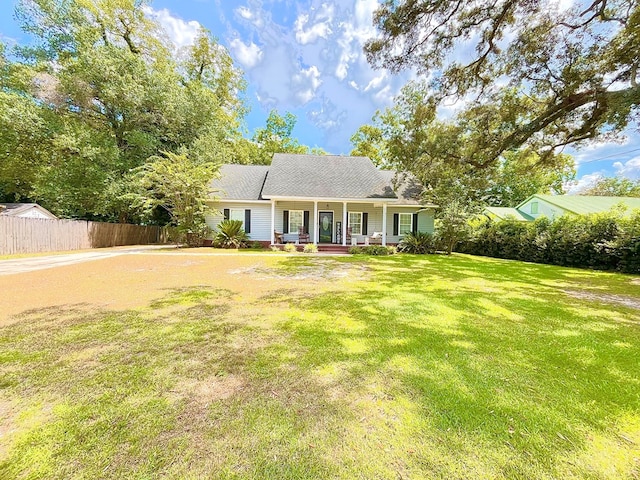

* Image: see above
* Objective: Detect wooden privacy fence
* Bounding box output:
[0,216,170,255]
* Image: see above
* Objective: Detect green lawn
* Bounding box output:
[1,254,639,479]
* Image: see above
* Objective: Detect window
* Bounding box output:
[229,209,244,226]
[531,201,539,214]
[289,210,304,233]
[399,213,413,235]
[348,212,362,235]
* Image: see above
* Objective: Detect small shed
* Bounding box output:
[0,203,58,220]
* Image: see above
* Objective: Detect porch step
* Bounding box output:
[316,244,350,254]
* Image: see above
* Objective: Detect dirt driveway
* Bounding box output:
[0,245,173,276]
[0,249,347,327]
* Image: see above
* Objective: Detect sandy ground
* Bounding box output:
[0,252,291,327]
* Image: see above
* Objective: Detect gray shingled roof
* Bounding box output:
[261,154,396,199]
[210,165,269,200]
[378,171,427,205]
[210,155,432,205]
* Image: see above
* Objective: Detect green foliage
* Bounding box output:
[578,177,640,197]
[365,1,640,160]
[303,243,318,254]
[283,243,297,253]
[250,110,309,164]
[352,84,575,208]
[459,210,640,273]
[214,220,248,249]
[398,232,437,254]
[243,241,265,250]
[1,0,246,220]
[349,245,397,256]
[133,152,217,246]
[436,200,472,255]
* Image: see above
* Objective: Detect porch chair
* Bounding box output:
[298,226,310,244]
[274,230,284,244]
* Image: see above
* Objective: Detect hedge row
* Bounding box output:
[456,210,640,273]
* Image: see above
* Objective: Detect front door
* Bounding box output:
[318,211,333,243]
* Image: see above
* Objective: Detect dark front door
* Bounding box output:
[318,211,333,243]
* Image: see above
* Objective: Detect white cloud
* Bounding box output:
[229,39,263,68]
[143,7,201,49]
[294,4,334,45]
[236,6,253,20]
[565,172,604,194]
[292,65,323,104]
[614,156,640,179]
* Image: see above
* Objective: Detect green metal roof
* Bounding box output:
[484,207,533,221]
[525,195,640,215]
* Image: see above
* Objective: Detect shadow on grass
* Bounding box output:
[260,253,640,477]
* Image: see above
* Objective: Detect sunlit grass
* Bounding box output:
[1,253,639,479]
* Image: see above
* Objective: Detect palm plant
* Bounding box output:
[214,220,249,248]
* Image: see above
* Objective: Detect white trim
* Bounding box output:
[270,201,275,244]
[342,202,347,246]
[348,211,363,236]
[209,199,270,204]
[390,204,438,208]
[382,203,387,246]
[313,200,318,244]
[289,209,304,234]
[264,195,399,203]
[398,212,413,235]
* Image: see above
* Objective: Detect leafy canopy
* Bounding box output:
[365,0,640,160]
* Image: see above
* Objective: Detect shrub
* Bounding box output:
[283,243,297,253]
[213,220,249,249]
[349,245,396,256]
[270,245,281,252]
[398,232,437,254]
[242,241,264,250]
[457,209,640,273]
[303,243,318,253]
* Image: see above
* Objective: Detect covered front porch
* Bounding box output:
[268,198,433,246]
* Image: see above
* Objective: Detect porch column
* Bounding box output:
[313,200,318,243]
[270,200,275,244]
[342,202,347,246]
[382,203,387,246]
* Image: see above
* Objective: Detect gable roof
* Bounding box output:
[485,207,534,221]
[261,154,396,200]
[0,203,57,219]
[210,165,269,200]
[519,194,640,215]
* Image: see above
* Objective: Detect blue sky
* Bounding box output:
[1,0,639,191]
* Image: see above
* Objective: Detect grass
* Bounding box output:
[0,253,639,479]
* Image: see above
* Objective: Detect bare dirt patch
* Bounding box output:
[171,374,245,404]
[563,289,640,311]
[0,254,303,326]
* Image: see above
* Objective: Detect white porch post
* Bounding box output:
[382,203,388,246]
[270,200,275,244]
[313,200,318,243]
[342,202,347,246]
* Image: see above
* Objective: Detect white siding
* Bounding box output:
[207,202,272,241]
[207,201,436,244]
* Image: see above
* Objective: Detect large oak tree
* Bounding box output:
[364,0,639,164]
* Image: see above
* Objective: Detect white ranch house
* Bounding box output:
[207,154,436,247]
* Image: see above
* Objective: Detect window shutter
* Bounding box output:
[412,213,418,234]
[303,211,310,234]
[393,214,399,235]
[245,209,251,234]
[362,213,368,235]
[223,209,229,220]
[283,211,289,233]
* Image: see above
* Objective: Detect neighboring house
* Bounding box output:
[0,203,57,220]
[207,153,437,246]
[484,194,640,222]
